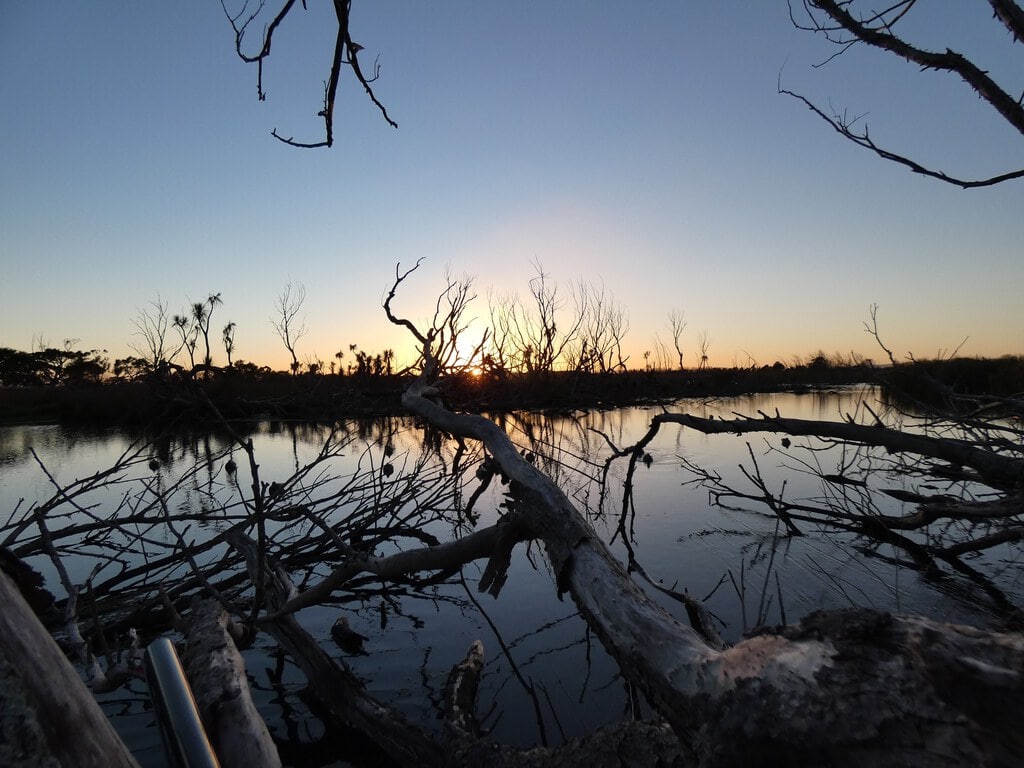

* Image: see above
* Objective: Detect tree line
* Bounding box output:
[4,262,882,389]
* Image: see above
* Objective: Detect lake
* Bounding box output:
[2,387,1019,765]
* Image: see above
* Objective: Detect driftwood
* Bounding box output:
[611,408,1024,623]
[183,597,282,768]
[0,571,140,768]
[271,512,532,616]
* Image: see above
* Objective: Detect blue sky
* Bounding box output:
[1,2,1021,370]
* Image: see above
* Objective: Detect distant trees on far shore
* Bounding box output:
[0,342,108,387]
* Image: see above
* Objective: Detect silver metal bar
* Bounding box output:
[144,637,220,768]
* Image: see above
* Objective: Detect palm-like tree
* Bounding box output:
[191,293,223,369]
[171,314,197,369]
[222,321,237,367]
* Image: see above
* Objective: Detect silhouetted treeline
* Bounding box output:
[3,340,1021,426]
[0,346,109,387]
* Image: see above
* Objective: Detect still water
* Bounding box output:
[1,388,1019,765]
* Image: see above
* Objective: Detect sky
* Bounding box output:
[1,2,1022,371]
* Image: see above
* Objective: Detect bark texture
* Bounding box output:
[183,597,282,768]
[687,609,1024,767]
[0,571,140,768]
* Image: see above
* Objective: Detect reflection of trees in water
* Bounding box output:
[5,377,1023,764]
[4,415,639,758]
[596,393,1024,637]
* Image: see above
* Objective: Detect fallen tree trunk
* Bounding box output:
[228,530,447,767]
[0,571,140,768]
[271,512,531,616]
[183,597,282,768]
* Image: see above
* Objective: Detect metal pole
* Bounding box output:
[144,637,220,768]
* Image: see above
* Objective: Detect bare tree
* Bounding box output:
[369,262,1024,766]
[485,289,520,374]
[128,296,172,374]
[528,264,587,372]
[9,265,1024,765]
[668,308,687,370]
[383,261,481,376]
[272,282,308,374]
[696,329,711,370]
[575,280,630,373]
[221,0,397,147]
[863,303,899,366]
[785,0,1024,187]
[486,261,588,374]
[649,334,672,371]
[222,1,1022,184]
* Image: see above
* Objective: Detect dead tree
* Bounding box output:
[576,280,630,373]
[485,261,587,374]
[235,530,688,768]
[183,597,281,768]
[6,268,1023,765]
[271,280,308,374]
[668,309,687,370]
[607,401,1024,621]
[696,329,711,370]
[128,295,173,375]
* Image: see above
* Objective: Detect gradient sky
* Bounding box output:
[2,2,1021,371]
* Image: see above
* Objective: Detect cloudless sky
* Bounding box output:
[1,2,1021,371]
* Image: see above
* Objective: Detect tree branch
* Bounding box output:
[652,410,1024,491]
[780,86,1024,188]
[223,0,396,148]
[787,0,1024,186]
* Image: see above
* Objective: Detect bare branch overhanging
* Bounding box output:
[222,0,396,148]
[787,0,1024,187]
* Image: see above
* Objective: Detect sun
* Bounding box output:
[453,333,489,377]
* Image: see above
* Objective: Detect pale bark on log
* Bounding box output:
[0,571,140,768]
[183,597,282,768]
[443,639,484,738]
[694,609,1024,767]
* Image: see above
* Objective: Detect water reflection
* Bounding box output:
[1,386,1019,764]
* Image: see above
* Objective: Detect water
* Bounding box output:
[2,387,1020,765]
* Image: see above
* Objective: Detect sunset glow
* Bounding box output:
[1,4,1020,370]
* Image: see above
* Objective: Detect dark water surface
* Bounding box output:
[2,387,1019,765]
